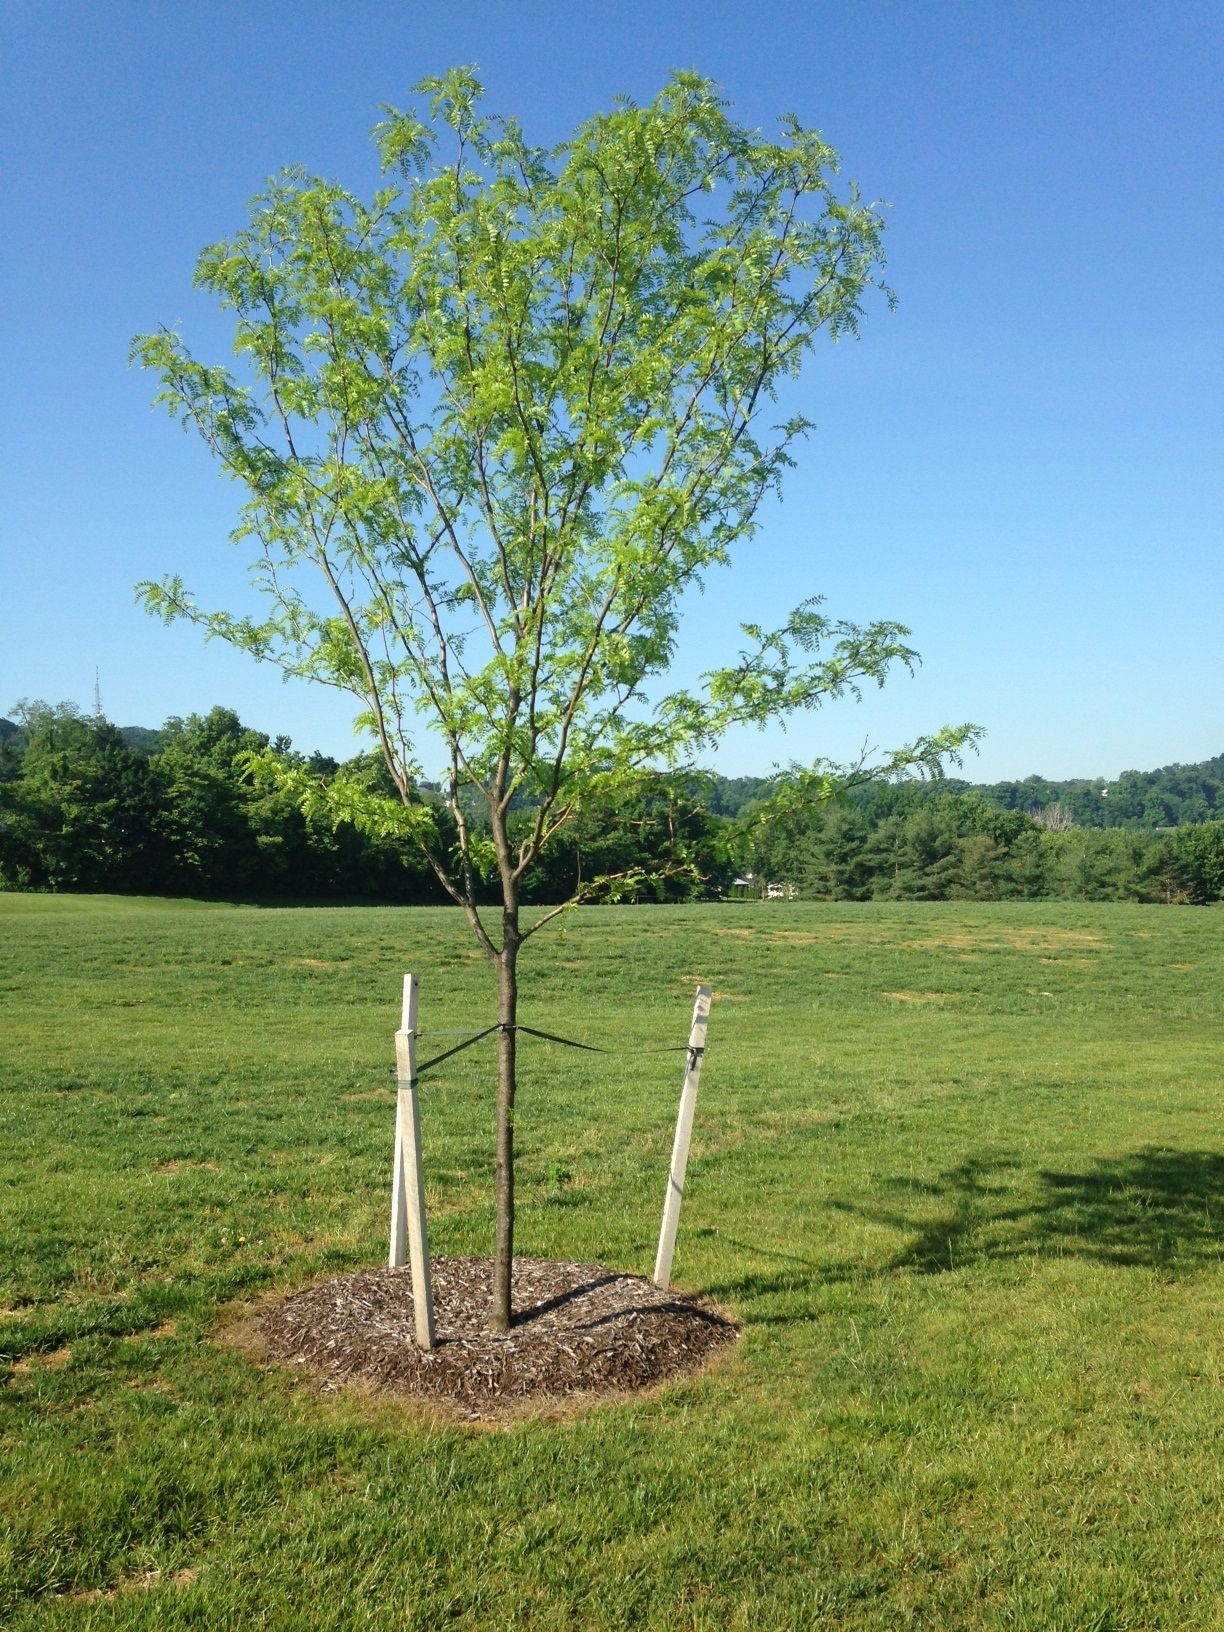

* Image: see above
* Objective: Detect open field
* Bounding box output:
[4,894,1224,1628]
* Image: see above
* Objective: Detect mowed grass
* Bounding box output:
[4,896,1224,1629]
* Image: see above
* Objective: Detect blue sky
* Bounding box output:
[2,1,1220,780]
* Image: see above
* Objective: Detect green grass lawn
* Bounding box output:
[4,894,1224,1629]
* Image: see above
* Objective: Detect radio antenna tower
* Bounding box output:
[93,668,103,721]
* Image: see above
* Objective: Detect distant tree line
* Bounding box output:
[0,703,447,900]
[744,784,1224,905]
[3,703,1224,904]
[0,703,730,903]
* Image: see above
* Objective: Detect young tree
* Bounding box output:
[135,69,972,1329]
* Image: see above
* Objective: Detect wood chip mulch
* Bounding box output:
[257,1256,737,1417]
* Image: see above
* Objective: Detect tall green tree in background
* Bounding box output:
[135,69,972,1329]
[0,704,161,891]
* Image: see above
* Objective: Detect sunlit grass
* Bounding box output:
[4,895,1224,1627]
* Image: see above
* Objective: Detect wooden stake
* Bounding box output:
[388,973,436,1349]
[389,1024,408,1273]
[653,984,713,1290]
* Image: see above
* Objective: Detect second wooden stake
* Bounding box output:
[389,972,436,1349]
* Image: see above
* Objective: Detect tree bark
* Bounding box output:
[490,902,520,1332]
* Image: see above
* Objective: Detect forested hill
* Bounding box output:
[706,755,1224,829]
[967,757,1224,828]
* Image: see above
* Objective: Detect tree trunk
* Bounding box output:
[490,903,520,1331]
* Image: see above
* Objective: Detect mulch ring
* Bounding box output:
[254,1256,737,1419]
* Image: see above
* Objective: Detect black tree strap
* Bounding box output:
[402,1020,694,1082]
[513,1023,608,1053]
[515,1023,693,1057]
[413,1025,500,1076]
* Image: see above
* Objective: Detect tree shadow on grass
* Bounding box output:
[704,1148,1224,1313]
[847,1147,1224,1275]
